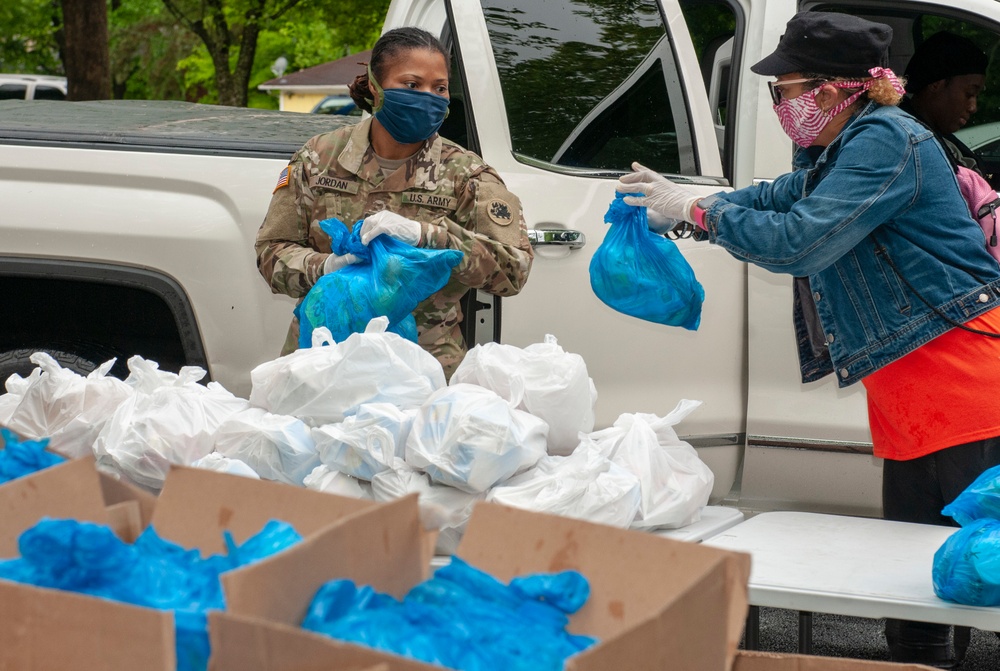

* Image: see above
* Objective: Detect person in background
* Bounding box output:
[901,31,989,177]
[255,27,533,377]
[618,11,1000,668]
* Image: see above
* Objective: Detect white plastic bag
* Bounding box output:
[486,447,641,528]
[249,318,445,426]
[588,399,713,530]
[4,353,133,458]
[213,407,319,485]
[93,356,249,490]
[312,403,415,481]
[0,368,42,425]
[451,335,597,456]
[371,459,482,554]
[404,383,548,494]
[190,452,260,479]
[303,464,373,499]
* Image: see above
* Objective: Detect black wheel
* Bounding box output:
[0,347,103,384]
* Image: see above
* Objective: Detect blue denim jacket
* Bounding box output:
[701,101,1000,387]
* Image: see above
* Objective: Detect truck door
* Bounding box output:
[428,0,749,501]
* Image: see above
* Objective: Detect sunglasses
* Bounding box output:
[767,78,826,105]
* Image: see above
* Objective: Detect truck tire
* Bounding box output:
[0,347,102,384]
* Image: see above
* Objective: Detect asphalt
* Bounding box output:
[750,607,1000,668]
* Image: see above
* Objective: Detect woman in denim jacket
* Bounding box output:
[618,11,1000,669]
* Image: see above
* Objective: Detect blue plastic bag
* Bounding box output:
[942,464,1000,526]
[297,217,464,347]
[0,428,64,484]
[589,193,704,330]
[0,517,302,671]
[302,555,596,671]
[932,517,1000,606]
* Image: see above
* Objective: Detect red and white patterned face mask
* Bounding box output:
[774,84,864,147]
[773,68,906,147]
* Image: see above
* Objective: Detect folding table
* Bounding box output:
[703,511,1000,654]
[652,504,745,542]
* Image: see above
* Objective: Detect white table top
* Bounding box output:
[652,505,745,542]
[704,511,1000,629]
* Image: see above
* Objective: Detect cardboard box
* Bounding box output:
[218,501,752,671]
[210,612,438,671]
[734,651,937,670]
[0,455,110,557]
[0,465,388,671]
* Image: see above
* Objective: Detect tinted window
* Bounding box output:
[0,84,27,100]
[481,0,696,175]
[33,85,66,101]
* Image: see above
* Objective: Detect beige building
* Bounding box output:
[258,49,372,113]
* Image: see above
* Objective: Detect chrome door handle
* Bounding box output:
[528,229,586,249]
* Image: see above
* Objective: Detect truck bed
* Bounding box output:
[0,99,355,158]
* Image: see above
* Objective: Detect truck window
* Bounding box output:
[678,0,739,172]
[824,5,1000,185]
[33,86,66,101]
[480,0,697,176]
[0,84,27,100]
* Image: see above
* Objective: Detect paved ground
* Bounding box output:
[750,607,999,668]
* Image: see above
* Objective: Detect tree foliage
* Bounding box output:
[110,0,198,100]
[0,0,389,107]
[0,0,63,74]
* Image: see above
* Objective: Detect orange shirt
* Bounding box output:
[863,306,1000,460]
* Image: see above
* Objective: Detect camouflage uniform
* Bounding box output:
[255,117,534,376]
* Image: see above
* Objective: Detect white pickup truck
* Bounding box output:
[3,0,999,517]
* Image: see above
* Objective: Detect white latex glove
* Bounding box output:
[359,210,422,246]
[616,161,699,224]
[323,252,360,274]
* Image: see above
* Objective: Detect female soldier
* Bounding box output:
[255,27,533,376]
[619,12,1000,668]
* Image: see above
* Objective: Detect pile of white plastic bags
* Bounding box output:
[0,317,714,552]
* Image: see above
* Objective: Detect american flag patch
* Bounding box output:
[273,165,290,193]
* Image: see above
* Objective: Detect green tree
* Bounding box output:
[109,0,199,100]
[158,0,305,106]
[174,0,388,108]
[0,0,62,74]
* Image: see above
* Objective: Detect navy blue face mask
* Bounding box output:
[369,68,450,144]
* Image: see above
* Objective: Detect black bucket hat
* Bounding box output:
[752,11,893,78]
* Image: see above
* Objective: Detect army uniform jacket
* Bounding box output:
[255,117,534,375]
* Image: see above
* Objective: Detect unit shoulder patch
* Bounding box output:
[487,199,514,226]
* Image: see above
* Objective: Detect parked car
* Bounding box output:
[0,74,67,101]
[955,120,1000,188]
[310,94,360,116]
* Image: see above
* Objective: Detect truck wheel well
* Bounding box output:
[0,260,208,380]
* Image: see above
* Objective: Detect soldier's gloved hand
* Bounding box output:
[616,161,699,224]
[323,252,360,275]
[360,210,421,246]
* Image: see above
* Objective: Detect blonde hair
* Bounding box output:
[866,75,905,106]
[802,71,906,108]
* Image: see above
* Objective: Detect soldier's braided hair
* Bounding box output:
[349,27,451,113]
